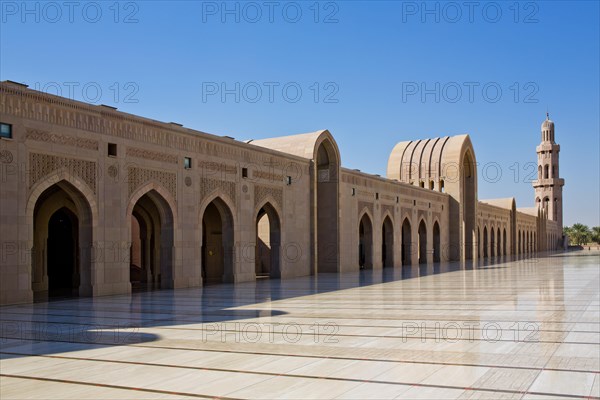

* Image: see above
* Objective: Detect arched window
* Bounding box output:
[439,179,445,193]
[552,165,557,178]
[538,165,542,180]
[544,165,549,179]
[429,180,435,190]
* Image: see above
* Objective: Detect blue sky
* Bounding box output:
[1,1,598,226]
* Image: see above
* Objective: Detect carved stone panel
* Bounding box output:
[358,201,373,217]
[128,166,177,200]
[26,129,99,150]
[29,152,97,194]
[254,184,283,210]
[200,177,236,203]
[126,147,178,164]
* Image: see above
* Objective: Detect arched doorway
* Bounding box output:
[477,226,481,258]
[490,228,495,257]
[433,221,441,262]
[256,203,281,279]
[518,230,521,255]
[382,216,394,268]
[497,228,501,256]
[503,228,507,255]
[201,198,234,285]
[359,213,373,269]
[401,218,412,265]
[462,151,476,259]
[418,220,427,264]
[130,190,175,290]
[47,208,78,297]
[483,226,488,258]
[32,181,93,300]
[316,139,339,273]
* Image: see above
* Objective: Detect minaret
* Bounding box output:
[533,113,565,227]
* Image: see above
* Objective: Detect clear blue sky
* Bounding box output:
[1,1,598,226]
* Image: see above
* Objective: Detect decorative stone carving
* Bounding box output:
[126,147,178,164]
[254,184,283,210]
[358,201,373,217]
[254,169,284,183]
[381,204,395,218]
[26,129,98,150]
[128,166,176,200]
[198,161,237,175]
[200,177,236,202]
[29,152,97,193]
[107,165,119,178]
[0,150,13,164]
[184,176,192,187]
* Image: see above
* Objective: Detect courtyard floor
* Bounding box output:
[1,251,599,399]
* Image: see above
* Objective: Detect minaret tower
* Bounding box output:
[533,113,565,227]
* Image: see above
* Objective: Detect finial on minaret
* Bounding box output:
[546,111,549,120]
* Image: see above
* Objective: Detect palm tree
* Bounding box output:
[568,223,591,245]
[591,227,600,244]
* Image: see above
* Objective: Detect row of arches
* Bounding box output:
[517,229,537,255]
[547,232,560,251]
[31,180,283,300]
[538,164,558,180]
[358,214,441,269]
[478,226,508,259]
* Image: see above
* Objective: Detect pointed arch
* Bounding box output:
[358,210,374,269]
[28,177,96,300]
[127,185,176,290]
[418,218,428,264]
[497,227,501,256]
[490,227,495,257]
[255,201,282,279]
[200,195,235,285]
[483,226,489,258]
[433,220,441,262]
[382,215,394,268]
[401,217,412,265]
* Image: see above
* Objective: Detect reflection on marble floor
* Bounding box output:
[1,251,599,399]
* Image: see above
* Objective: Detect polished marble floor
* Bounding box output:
[1,251,599,399]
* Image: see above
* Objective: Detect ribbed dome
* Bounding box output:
[541,114,554,130]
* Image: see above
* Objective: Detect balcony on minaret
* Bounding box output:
[536,143,560,153]
[532,177,565,188]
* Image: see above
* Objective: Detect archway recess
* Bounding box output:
[31,181,94,301]
[256,202,281,279]
[382,216,394,268]
[359,213,373,269]
[201,197,234,285]
[129,190,175,290]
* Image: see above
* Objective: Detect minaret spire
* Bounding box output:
[533,114,564,228]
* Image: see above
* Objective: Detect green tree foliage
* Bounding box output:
[591,226,600,244]
[564,223,592,245]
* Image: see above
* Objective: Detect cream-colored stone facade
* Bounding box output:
[0,81,564,305]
